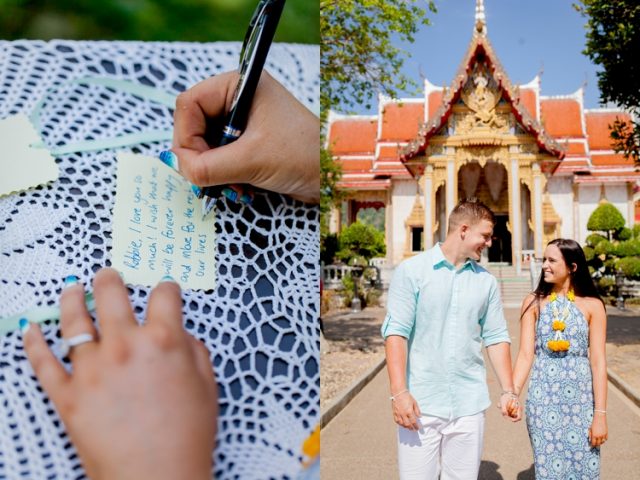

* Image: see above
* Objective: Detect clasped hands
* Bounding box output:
[499,391,522,422]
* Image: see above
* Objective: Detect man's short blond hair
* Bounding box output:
[447,199,496,234]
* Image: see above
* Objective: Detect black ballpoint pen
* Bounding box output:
[199,0,286,219]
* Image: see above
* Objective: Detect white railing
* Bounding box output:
[322,264,355,290]
[520,250,535,270]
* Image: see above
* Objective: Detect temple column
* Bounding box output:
[424,166,434,249]
[446,158,456,218]
[510,157,522,274]
[533,164,544,257]
[385,188,393,266]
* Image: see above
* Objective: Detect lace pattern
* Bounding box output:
[0,40,319,479]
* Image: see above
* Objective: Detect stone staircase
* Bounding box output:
[484,263,534,308]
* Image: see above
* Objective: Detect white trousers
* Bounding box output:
[397,411,485,480]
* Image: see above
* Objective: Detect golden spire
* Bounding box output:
[475,0,487,35]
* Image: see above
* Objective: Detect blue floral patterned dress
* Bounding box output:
[525,296,600,479]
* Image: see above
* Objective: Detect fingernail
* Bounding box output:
[19,318,30,334]
[159,150,179,170]
[191,185,202,197]
[239,192,253,205]
[64,275,79,287]
[159,275,176,283]
[222,187,239,202]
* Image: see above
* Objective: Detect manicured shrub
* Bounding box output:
[587,202,625,234]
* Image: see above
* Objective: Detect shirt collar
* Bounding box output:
[432,243,478,273]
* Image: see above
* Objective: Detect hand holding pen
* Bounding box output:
[163,0,319,217]
[166,70,319,209]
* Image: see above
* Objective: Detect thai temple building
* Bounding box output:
[326,0,639,274]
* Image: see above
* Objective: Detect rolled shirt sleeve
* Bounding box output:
[381,261,418,339]
[480,276,511,346]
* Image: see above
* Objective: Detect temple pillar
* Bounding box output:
[446,158,456,218]
[385,188,393,266]
[533,164,544,257]
[424,166,434,249]
[510,157,522,274]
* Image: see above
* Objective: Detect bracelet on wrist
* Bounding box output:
[594,409,606,415]
[390,389,409,401]
[501,390,518,397]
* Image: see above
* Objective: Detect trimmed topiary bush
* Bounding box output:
[594,239,613,256]
[583,245,595,262]
[613,239,640,257]
[586,233,608,247]
[336,221,386,263]
[618,227,633,240]
[587,202,625,236]
[618,256,640,278]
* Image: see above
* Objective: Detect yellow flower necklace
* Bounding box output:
[547,289,575,352]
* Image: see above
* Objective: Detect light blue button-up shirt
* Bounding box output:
[381,244,510,419]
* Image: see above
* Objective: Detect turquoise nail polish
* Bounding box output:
[222,187,239,202]
[191,185,202,197]
[160,275,175,283]
[239,193,253,205]
[19,318,30,334]
[159,150,179,170]
[64,275,79,286]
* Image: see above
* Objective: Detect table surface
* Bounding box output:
[0,40,319,480]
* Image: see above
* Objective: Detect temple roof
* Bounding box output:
[327,1,637,191]
[400,20,565,163]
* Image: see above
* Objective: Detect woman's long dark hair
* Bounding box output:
[522,238,603,317]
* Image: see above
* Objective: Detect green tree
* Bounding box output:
[321,0,436,117]
[576,0,640,164]
[320,0,436,253]
[586,201,625,239]
[336,221,385,263]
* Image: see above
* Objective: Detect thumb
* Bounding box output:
[173,144,258,188]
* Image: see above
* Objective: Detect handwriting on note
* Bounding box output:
[111,153,215,289]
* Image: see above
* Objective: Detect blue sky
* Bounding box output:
[351,0,602,114]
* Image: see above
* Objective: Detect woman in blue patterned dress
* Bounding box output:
[511,239,608,479]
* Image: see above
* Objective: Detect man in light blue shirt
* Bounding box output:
[382,200,520,479]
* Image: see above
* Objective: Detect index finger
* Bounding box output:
[172,71,239,152]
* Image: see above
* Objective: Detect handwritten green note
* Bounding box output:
[0,114,58,197]
[111,153,216,289]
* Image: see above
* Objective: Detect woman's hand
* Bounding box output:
[171,70,320,204]
[22,268,218,480]
[589,414,608,448]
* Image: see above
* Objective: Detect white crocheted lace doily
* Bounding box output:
[0,40,319,480]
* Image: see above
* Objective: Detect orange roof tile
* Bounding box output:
[540,99,583,137]
[378,144,403,159]
[565,142,587,156]
[336,158,373,172]
[585,111,631,150]
[380,102,424,142]
[590,153,634,166]
[328,118,377,155]
[380,103,424,141]
[519,88,537,120]
[428,91,443,120]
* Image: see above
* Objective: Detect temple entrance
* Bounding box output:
[489,214,512,263]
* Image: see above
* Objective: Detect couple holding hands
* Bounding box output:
[383,199,607,479]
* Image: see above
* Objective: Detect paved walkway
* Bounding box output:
[321,307,640,479]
